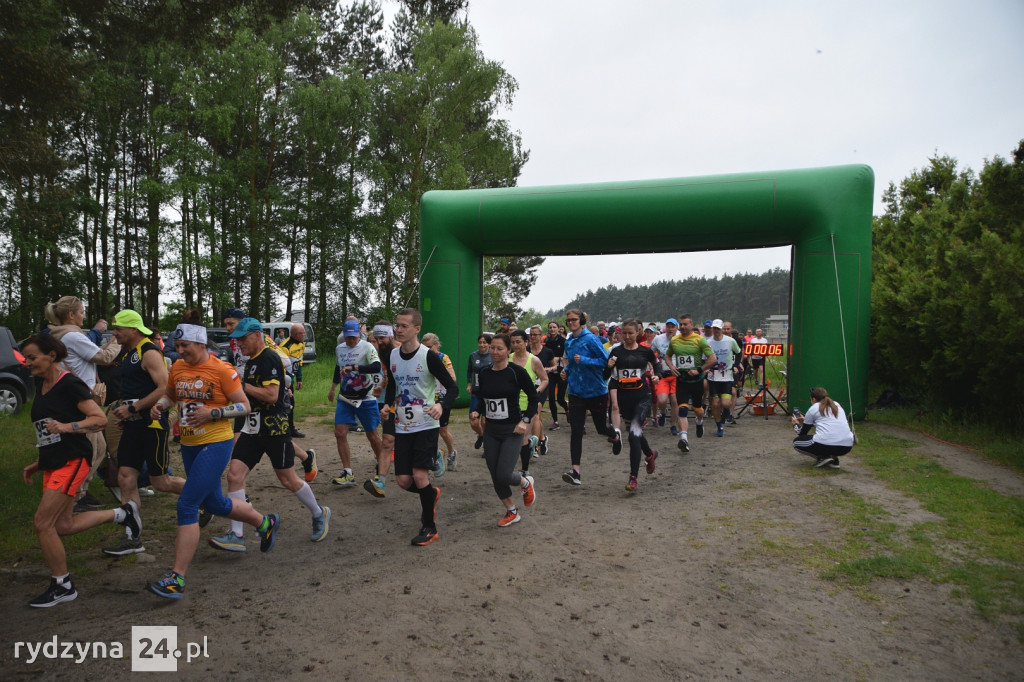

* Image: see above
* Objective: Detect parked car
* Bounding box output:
[262,322,317,364]
[0,326,34,415]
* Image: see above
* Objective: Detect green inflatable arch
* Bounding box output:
[419,164,874,418]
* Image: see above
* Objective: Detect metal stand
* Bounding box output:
[735,361,790,420]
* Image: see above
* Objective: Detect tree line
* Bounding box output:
[0,0,537,339]
[871,140,1024,424]
[541,268,792,331]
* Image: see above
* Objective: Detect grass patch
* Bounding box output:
[866,403,1024,473]
[805,424,1024,632]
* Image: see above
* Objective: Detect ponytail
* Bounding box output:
[810,386,839,418]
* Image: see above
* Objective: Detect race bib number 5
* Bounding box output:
[398,403,426,426]
[34,419,61,447]
[484,397,509,420]
[242,411,261,435]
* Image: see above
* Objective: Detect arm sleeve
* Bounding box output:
[426,351,459,408]
[356,361,382,375]
[384,364,396,405]
[332,364,341,384]
[466,355,474,383]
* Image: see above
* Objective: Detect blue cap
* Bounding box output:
[703,319,713,327]
[224,307,247,321]
[500,317,510,325]
[343,320,361,337]
[665,318,678,326]
[228,317,263,338]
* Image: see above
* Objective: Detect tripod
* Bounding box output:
[735,359,790,420]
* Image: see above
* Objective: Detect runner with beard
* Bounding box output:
[364,322,398,498]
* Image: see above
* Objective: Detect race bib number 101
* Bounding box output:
[484,397,509,420]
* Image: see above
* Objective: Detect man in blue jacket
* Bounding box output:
[559,308,611,486]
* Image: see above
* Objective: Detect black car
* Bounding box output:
[0,326,34,416]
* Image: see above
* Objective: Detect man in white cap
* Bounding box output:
[101,309,187,556]
[706,319,743,437]
[327,319,384,486]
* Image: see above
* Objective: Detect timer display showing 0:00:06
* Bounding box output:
[743,343,784,357]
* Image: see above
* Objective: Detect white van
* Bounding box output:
[262,322,317,364]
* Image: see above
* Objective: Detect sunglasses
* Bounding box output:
[565,318,580,323]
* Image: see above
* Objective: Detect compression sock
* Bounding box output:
[294,481,321,516]
[228,489,247,537]
[418,484,439,527]
[520,444,532,472]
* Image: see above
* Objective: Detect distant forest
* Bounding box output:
[544,268,791,330]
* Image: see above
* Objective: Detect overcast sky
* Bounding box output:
[449,0,1024,314]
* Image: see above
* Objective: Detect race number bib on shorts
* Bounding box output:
[397,403,427,427]
[674,355,695,370]
[709,368,730,381]
[34,419,61,447]
[484,397,509,420]
[241,411,261,435]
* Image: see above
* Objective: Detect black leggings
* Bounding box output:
[483,427,524,499]
[618,389,654,476]
[567,393,609,466]
[548,371,568,421]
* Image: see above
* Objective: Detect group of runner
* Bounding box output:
[22,299,789,607]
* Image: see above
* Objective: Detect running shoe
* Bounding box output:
[670,426,679,436]
[561,470,582,486]
[198,507,213,528]
[716,424,724,438]
[827,458,841,469]
[303,449,318,482]
[696,420,705,438]
[678,437,689,453]
[29,577,77,608]
[146,572,184,600]
[625,476,638,493]
[474,435,484,449]
[411,526,439,546]
[815,456,833,468]
[102,535,145,556]
[433,449,446,477]
[726,415,737,425]
[549,422,560,431]
[529,435,539,454]
[645,450,659,475]
[611,428,622,455]
[521,475,536,507]
[657,414,666,427]
[363,476,386,498]
[498,509,521,527]
[539,437,548,456]
[118,500,142,539]
[447,450,457,470]
[209,531,246,552]
[290,428,306,438]
[332,472,356,487]
[138,487,155,497]
[311,506,331,542]
[259,513,280,552]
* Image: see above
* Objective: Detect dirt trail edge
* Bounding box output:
[2,413,1022,681]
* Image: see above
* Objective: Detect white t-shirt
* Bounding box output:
[59,331,100,388]
[803,401,854,447]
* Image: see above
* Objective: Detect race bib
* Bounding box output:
[178,401,201,427]
[34,419,61,447]
[397,403,426,427]
[484,397,509,420]
[242,411,260,435]
[674,355,695,370]
[709,368,730,382]
[370,373,385,389]
[615,367,642,381]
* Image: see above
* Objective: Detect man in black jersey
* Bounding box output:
[209,319,330,550]
[102,310,185,556]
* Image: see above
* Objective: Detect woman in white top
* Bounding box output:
[792,386,854,469]
[44,296,121,505]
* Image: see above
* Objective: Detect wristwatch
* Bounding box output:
[72,422,79,432]
[127,404,137,414]
[521,416,531,424]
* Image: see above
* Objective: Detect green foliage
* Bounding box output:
[871,143,1024,424]
[545,268,791,330]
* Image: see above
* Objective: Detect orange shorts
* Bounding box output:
[654,375,676,396]
[42,458,90,497]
